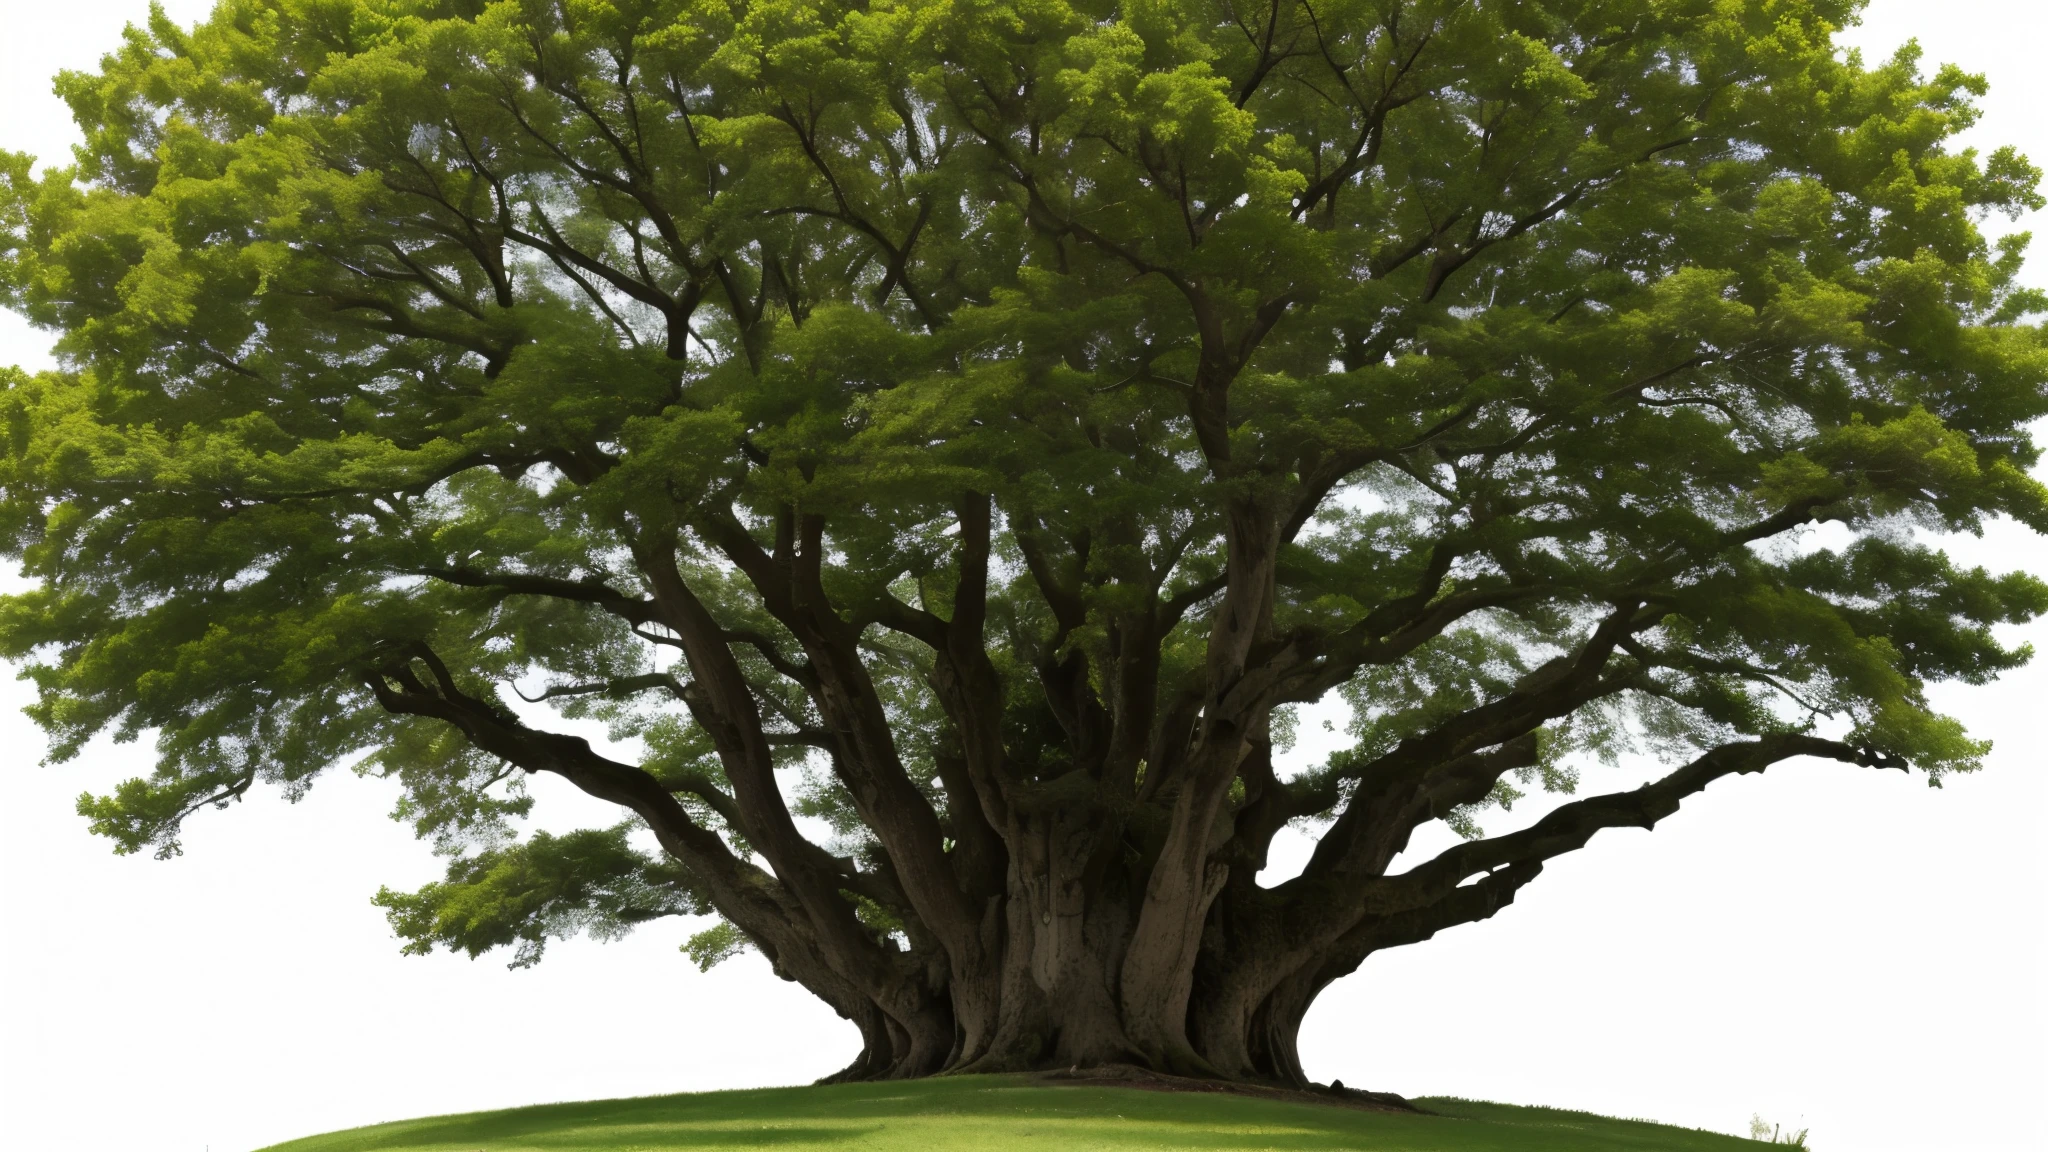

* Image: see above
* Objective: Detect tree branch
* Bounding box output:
[419,566,660,625]
[1368,735,1902,917]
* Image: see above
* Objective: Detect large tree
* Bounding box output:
[2,0,2044,1085]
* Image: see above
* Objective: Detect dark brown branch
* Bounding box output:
[1291,601,1649,892]
[690,508,987,961]
[1368,735,1901,916]
[511,671,682,703]
[361,641,919,1054]
[418,566,660,624]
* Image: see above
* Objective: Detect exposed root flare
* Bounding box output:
[1034,1063,1426,1115]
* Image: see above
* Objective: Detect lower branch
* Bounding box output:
[1199,734,1898,1082]
[1370,734,1902,915]
[362,647,950,1075]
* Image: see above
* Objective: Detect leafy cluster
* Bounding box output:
[0,0,2043,1003]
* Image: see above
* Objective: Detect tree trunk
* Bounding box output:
[803,888,1350,1086]
[801,819,1335,1084]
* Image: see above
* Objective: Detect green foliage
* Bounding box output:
[372,825,712,967]
[0,0,2043,975]
[683,919,751,971]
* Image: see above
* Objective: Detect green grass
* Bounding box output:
[257,1076,1772,1151]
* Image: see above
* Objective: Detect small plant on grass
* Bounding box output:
[1750,1114,1812,1148]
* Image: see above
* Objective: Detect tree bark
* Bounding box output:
[376,484,1905,1086]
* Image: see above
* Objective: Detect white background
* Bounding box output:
[0,2,2041,1150]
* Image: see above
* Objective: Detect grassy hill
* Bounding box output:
[257,1075,1777,1151]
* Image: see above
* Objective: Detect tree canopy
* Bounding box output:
[3,0,2045,1083]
